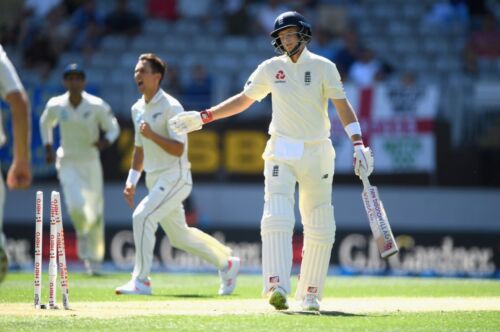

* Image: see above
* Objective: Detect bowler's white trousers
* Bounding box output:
[132,167,231,280]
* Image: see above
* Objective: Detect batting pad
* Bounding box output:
[295,204,336,301]
[261,194,295,295]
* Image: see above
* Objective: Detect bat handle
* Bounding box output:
[359,168,371,189]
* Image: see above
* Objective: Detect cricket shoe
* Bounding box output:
[218,256,240,295]
[269,286,289,310]
[115,277,152,295]
[301,294,320,311]
[0,242,8,283]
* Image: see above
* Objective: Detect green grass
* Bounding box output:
[1,272,499,331]
[2,272,499,302]
[1,312,499,332]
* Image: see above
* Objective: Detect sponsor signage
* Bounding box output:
[338,234,496,277]
[5,226,498,278]
[331,83,439,173]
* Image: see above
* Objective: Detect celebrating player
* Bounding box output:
[0,44,32,283]
[169,11,374,311]
[40,64,120,275]
[115,53,240,296]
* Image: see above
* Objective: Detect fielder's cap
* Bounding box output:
[63,63,86,79]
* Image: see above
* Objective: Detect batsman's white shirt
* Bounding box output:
[243,47,346,141]
[0,44,24,146]
[40,91,120,159]
[131,89,190,173]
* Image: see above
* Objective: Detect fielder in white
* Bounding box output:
[0,44,32,283]
[115,53,240,296]
[169,11,374,311]
[40,64,120,275]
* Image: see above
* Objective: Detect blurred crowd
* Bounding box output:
[0,0,499,106]
[0,0,142,80]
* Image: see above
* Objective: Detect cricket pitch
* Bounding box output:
[1,297,499,317]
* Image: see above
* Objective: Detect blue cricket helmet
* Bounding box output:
[270,11,312,56]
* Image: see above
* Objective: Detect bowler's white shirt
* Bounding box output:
[243,48,346,141]
[131,89,189,173]
[0,44,25,146]
[40,91,120,160]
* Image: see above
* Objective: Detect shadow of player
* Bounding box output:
[282,310,368,317]
[162,294,216,299]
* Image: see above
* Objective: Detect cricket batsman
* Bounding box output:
[169,11,374,311]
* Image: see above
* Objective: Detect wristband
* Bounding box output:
[200,110,213,124]
[344,122,362,138]
[353,140,364,148]
[126,169,141,187]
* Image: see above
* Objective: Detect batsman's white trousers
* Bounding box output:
[261,137,336,300]
[56,157,104,263]
[132,168,231,280]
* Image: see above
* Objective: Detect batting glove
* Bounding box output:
[353,140,374,177]
[168,110,213,135]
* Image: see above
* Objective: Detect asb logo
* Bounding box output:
[275,70,286,83]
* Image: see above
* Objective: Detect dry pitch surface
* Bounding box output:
[2,297,500,317]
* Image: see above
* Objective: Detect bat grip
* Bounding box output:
[359,168,371,189]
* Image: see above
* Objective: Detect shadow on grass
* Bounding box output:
[113,293,217,299]
[158,294,217,299]
[82,273,115,279]
[282,310,368,317]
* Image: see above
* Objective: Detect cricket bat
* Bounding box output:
[359,171,399,258]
